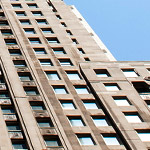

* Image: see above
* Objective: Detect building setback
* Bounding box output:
[0,0,149,149]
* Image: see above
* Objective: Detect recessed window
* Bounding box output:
[145,101,150,108]
[7,124,21,130]
[122,69,139,77]
[0,93,9,98]
[45,71,61,80]
[24,88,39,96]
[2,108,15,114]
[102,134,122,145]
[137,130,150,142]
[124,112,143,123]
[12,142,28,149]
[36,19,48,25]
[20,19,31,25]
[59,59,73,66]
[0,12,4,17]
[83,100,99,109]
[92,116,109,126]
[39,59,53,66]
[9,49,22,56]
[60,100,76,109]
[84,57,90,61]
[41,28,54,34]
[37,120,53,128]
[74,86,90,94]
[61,22,67,27]
[1,29,13,35]
[66,30,72,35]
[52,47,66,54]
[33,48,46,54]
[44,136,62,147]
[53,86,68,94]
[13,60,27,68]
[94,69,111,77]
[78,48,85,54]
[18,72,33,81]
[46,37,60,44]
[32,11,43,16]
[0,20,9,26]
[113,96,131,106]
[72,38,79,44]
[12,4,22,8]
[16,11,26,16]
[5,39,17,45]
[29,38,41,44]
[24,28,36,34]
[27,3,38,8]
[68,116,85,126]
[66,71,82,80]
[104,83,120,91]
[77,135,95,145]
[56,15,61,19]
[31,104,45,110]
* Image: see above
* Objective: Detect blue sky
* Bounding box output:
[64,0,150,61]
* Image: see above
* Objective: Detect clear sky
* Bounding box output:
[64,0,150,61]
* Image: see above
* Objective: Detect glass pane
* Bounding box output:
[75,87,89,94]
[31,105,44,110]
[138,133,150,141]
[78,137,94,145]
[123,70,138,77]
[67,73,81,80]
[13,143,27,149]
[114,98,130,106]
[61,102,75,109]
[83,102,98,109]
[45,140,59,146]
[46,73,60,80]
[38,122,51,127]
[105,85,119,91]
[93,118,108,126]
[69,119,84,126]
[103,137,120,145]
[54,88,67,94]
[7,125,20,130]
[125,115,142,123]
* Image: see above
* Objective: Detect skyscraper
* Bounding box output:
[0,0,149,149]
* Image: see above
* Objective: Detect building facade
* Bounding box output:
[0,0,149,149]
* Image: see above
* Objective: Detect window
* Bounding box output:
[41,28,54,34]
[104,83,120,91]
[12,4,22,8]
[32,11,43,16]
[2,108,15,114]
[0,20,8,26]
[61,22,67,27]
[39,59,53,66]
[27,3,38,8]
[37,120,53,128]
[31,105,45,110]
[7,124,21,130]
[36,19,48,25]
[18,73,33,81]
[66,71,82,80]
[84,57,90,61]
[122,69,139,77]
[29,38,41,44]
[5,39,17,45]
[24,88,39,96]
[137,130,150,142]
[72,39,79,44]
[92,116,109,126]
[46,37,60,44]
[102,134,121,145]
[1,29,13,35]
[16,11,26,16]
[33,48,46,54]
[66,30,72,35]
[0,93,9,98]
[24,28,36,34]
[146,101,150,108]
[78,48,85,54]
[20,19,31,25]
[53,86,68,94]
[0,12,4,17]
[56,15,61,19]
[59,59,73,66]
[68,116,85,126]
[12,143,28,149]
[74,86,90,94]
[60,100,76,109]
[9,49,22,56]
[124,113,143,123]
[52,47,66,54]
[45,137,62,147]
[83,100,99,109]
[13,60,27,68]
[77,135,95,145]
[113,96,131,106]
[94,69,111,77]
[45,71,61,80]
